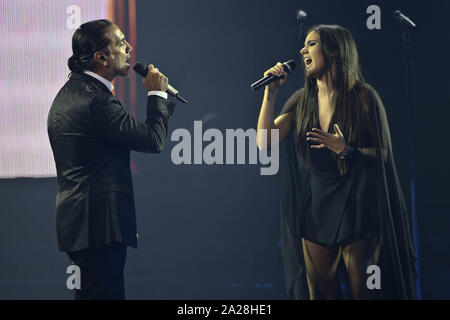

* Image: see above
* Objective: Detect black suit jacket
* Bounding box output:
[47,72,175,252]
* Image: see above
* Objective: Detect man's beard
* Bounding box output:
[114,63,130,77]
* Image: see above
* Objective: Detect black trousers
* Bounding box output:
[66,242,127,300]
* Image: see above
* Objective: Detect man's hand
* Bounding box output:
[143,64,168,92]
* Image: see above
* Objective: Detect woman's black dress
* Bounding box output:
[277,84,417,299]
[302,98,379,247]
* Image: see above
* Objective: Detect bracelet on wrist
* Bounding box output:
[337,145,356,159]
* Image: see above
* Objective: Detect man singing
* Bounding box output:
[47,19,175,299]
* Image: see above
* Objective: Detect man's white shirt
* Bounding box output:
[83,71,167,99]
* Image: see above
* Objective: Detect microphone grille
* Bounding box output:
[133,62,148,77]
[283,60,297,73]
[295,9,308,22]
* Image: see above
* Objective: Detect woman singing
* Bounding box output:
[256,24,416,299]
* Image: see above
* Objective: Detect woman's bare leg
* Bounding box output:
[302,238,342,299]
[342,238,374,299]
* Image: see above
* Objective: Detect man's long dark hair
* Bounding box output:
[67,19,113,73]
[295,24,372,169]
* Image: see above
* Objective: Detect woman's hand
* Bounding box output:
[306,124,347,154]
[264,62,288,91]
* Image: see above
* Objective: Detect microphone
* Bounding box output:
[393,10,416,28]
[295,9,307,23]
[133,62,188,104]
[250,60,297,92]
[295,9,308,49]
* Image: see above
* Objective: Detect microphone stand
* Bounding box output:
[394,10,421,299]
[295,9,307,84]
[295,9,307,50]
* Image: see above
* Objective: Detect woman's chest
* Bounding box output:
[317,96,334,133]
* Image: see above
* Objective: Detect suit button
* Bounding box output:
[136,234,139,239]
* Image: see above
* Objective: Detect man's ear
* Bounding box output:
[94,52,108,65]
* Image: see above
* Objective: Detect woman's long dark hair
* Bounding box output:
[67,19,113,73]
[296,24,371,171]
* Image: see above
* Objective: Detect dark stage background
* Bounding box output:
[1,0,449,299]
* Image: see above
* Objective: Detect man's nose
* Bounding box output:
[300,47,307,55]
[126,41,133,53]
